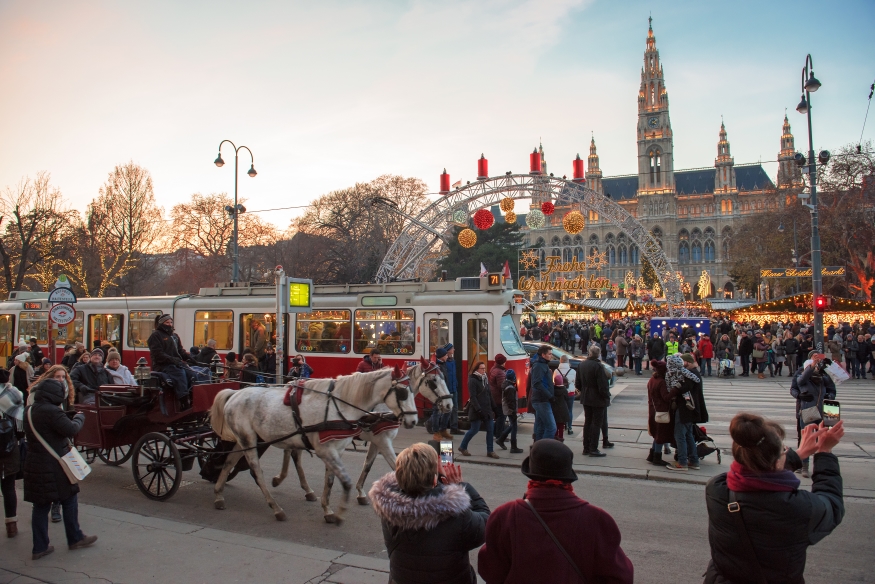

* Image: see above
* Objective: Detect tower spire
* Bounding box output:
[586,136,603,194]
[778,114,800,187]
[637,17,674,195]
[715,120,736,192]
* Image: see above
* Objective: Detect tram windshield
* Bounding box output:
[499,314,527,356]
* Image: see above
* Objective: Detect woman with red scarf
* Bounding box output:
[478,439,633,583]
[704,413,845,584]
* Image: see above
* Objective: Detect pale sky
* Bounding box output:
[1,0,872,229]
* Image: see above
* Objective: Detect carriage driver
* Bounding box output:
[147,314,195,409]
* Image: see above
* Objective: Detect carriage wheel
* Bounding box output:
[196,433,240,482]
[97,445,133,466]
[77,445,98,464]
[132,432,182,501]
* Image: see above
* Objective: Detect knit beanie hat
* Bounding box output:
[107,349,121,363]
[494,354,507,365]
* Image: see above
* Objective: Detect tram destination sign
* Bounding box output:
[760,267,845,278]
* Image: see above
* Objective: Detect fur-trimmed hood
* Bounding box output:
[370,472,471,531]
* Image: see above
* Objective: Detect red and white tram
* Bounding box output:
[0,277,530,408]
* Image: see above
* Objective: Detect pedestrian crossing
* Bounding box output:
[581,373,875,450]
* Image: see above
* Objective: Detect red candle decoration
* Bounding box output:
[541,201,555,215]
[440,169,450,194]
[473,208,495,230]
[573,154,585,183]
[530,148,542,174]
[477,154,488,179]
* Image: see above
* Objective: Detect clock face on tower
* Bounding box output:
[648,116,659,129]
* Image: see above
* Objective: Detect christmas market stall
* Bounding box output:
[729,293,875,326]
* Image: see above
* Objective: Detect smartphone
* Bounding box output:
[440,440,454,465]
[822,400,840,427]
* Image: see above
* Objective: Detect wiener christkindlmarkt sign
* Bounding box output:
[760,266,845,278]
[518,256,613,292]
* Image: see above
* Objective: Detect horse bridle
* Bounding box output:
[385,372,419,417]
[412,362,454,407]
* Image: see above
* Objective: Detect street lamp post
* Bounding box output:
[795,54,823,350]
[777,217,801,293]
[214,140,257,283]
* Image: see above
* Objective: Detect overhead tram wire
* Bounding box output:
[858,78,875,153]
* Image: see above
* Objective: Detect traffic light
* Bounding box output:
[813,295,834,311]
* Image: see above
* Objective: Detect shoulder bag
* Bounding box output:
[725,491,768,584]
[26,407,91,484]
[524,498,586,583]
[649,393,670,424]
[751,348,765,359]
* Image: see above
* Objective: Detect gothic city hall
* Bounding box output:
[520,20,802,300]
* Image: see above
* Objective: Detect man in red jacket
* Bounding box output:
[698,335,714,377]
[478,439,633,583]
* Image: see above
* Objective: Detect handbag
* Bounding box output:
[524,498,586,583]
[752,349,765,359]
[800,404,822,425]
[26,408,90,484]
[649,394,670,424]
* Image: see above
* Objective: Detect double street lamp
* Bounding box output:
[214,140,257,283]
[794,54,826,351]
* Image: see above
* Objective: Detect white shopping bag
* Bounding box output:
[825,361,850,385]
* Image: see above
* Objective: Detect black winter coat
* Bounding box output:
[70,362,114,397]
[23,380,85,505]
[370,473,489,584]
[578,357,611,408]
[550,383,569,424]
[648,337,666,360]
[195,346,217,366]
[738,336,753,356]
[147,325,188,371]
[673,367,708,424]
[705,452,844,584]
[467,374,494,422]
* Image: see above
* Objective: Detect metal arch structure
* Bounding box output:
[375,174,685,315]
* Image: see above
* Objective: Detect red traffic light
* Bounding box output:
[814,295,833,310]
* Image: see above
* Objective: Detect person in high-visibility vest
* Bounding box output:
[665,333,679,357]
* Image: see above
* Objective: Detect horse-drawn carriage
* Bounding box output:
[74,378,240,501]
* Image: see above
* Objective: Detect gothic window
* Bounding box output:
[605,233,615,244]
[551,236,561,246]
[563,247,573,263]
[722,226,733,261]
[704,241,716,262]
[552,247,560,259]
[692,241,702,263]
[588,210,599,222]
[608,245,616,265]
[678,242,690,264]
[678,229,689,242]
[631,245,640,265]
[649,150,662,185]
[618,245,628,265]
[573,235,583,246]
[562,235,572,247]
[574,247,584,262]
[589,234,599,246]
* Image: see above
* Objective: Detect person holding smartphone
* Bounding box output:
[704,413,845,584]
[369,443,489,584]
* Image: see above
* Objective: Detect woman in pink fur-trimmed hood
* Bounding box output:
[369,442,490,584]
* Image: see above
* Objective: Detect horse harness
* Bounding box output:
[283,371,415,451]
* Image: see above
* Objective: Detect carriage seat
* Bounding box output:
[150,371,192,413]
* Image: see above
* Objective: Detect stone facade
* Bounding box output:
[520,19,802,299]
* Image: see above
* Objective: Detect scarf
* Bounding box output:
[527,479,574,492]
[726,461,800,492]
[0,383,24,431]
[666,354,699,389]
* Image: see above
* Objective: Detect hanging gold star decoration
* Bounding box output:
[519,249,539,269]
[697,270,711,299]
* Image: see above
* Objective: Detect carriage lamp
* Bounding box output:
[212,353,223,378]
[135,358,151,394]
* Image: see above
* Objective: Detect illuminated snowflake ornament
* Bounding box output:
[519,250,539,269]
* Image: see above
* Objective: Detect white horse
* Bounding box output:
[271,359,452,515]
[210,366,421,523]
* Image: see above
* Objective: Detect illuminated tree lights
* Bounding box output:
[541,201,555,215]
[562,211,585,234]
[499,197,515,212]
[458,228,477,248]
[473,208,495,230]
[526,209,546,229]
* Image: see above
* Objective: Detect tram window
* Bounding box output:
[128,311,162,348]
[354,309,415,355]
[194,311,234,350]
[428,319,449,357]
[467,318,489,373]
[0,315,14,362]
[55,313,84,346]
[295,310,351,353]
[18,312,49,344]
[241,313,277,359]
[89,314,123,352]
[499,314,527,356]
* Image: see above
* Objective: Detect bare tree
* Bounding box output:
[0,173,76,295]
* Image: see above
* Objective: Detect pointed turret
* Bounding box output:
[538,142,547,175]
[778,114,801,187]
[636,17,674,195]
[714,121,736,192]
[586,137,603,195]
